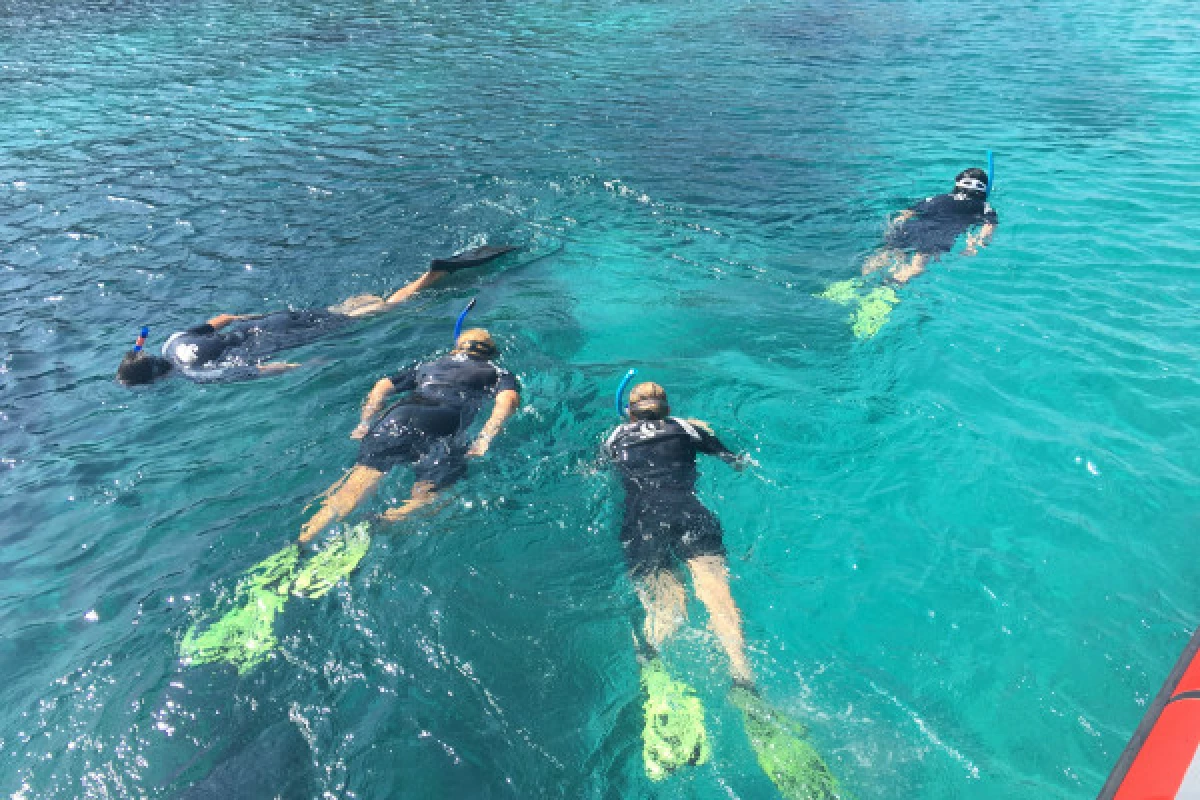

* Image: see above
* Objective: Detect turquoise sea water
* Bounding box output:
[2,0,1199,796]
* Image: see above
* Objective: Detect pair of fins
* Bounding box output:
[818,278,899,340]
[641,659,850,798]
[180,523,371,674]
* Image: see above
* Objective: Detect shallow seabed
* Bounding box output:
[2,0,1198,797]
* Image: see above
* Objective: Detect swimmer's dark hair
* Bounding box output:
[117,351,172,386]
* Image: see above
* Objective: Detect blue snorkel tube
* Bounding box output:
[614,368,637,418]
[987,150,995,197]
[453,297,477,340]
[133,325,149,353]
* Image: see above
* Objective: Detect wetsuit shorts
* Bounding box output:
[620,492,725,578]
[884,222,960,255]
[356,403,468,489]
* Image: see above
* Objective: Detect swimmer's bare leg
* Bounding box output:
[378,480,440,524]
[328,294,388,317]
[862,249,900,277]
[327,269,451,318]
[890,252,931,285]
[687,555,753,687]
[384,269,449,306]
[300,465,385,544]
[635,568,689,653]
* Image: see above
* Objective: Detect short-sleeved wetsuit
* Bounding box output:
[162,310,349,383]
[357,353,519,488]
[605,417,739,577]
[885,192,998,255]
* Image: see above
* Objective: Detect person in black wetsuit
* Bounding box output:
[115,245,517,385]
[298,328,520,544]
[862,168,998,285]
[604,382,755,688]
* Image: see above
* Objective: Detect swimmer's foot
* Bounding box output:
[851,286,899,339]
[730,686,849,799]
[641,659,710,781]
[180,526,372,674]
[290,522,372,598]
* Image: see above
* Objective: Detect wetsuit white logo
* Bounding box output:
[175,343,200,364]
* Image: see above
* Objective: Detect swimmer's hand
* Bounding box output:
[350,423,370,440]
[258,361,301,375]
[466,435,492,458]
[735,454,760,471]
[377,508,408,523]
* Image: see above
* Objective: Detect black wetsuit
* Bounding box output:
[357,354,518,488]
[885,191,998,255]
[605,417,739,577]
[162,310,349,383]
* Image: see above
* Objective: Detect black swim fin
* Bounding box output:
[429,245,518,272]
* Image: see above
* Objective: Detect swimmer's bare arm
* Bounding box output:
[351,377,396,439]
[257,361,301,375]
[963,223,996,256]
[466,389,520,457]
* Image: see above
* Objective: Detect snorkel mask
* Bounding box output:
[954,176,989,194]
[954,165,991,198]
[454,328,498,359]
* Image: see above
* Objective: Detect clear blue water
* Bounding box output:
[2,0,1198,796]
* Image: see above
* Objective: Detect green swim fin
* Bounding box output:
[180,524,372,673]
[817,278,862,306]
[289,522,372,599]
[731,687,849,800]
[641,659,710,781]
[180,582,289,674]
[851,286,899,339]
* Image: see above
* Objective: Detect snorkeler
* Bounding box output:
[607,381,848,796]
[177,324,518,674]
[862,167,998,285]
[298,327,520,544]
[115,245,516,385]
[606,382,753,688]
